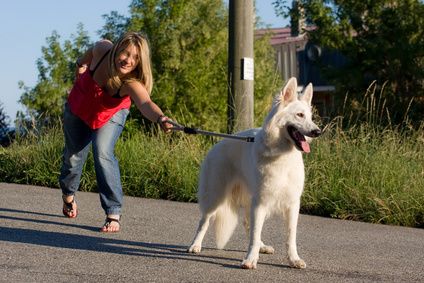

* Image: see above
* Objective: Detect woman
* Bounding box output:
[59,32,173,232]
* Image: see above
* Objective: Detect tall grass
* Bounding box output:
[115,122,206,202]
[0,120,208,203]
[303,121,424,228]
[1,84,423,228]
[0,123,64,187]
[303,82,424,228]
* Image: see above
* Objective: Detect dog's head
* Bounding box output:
[264,77,321,153]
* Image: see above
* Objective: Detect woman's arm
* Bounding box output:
[74,40,112,79]
[124,81,173,133]
[75,46,93,79]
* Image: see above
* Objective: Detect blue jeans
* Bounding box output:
[59,103,129,216]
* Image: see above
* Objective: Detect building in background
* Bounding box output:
[256,2,348,116]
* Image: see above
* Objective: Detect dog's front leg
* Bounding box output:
[241,199,267,269]
[284,201,306,269]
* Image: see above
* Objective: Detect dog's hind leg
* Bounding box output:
[284,201,306,269]
[187,212,214,253]
[259,242,275,254]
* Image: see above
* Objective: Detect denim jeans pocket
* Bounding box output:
[109,108,130,128]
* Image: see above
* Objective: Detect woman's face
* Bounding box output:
[115,44,140,77]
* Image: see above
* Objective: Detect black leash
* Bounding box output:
[165,120,255,142]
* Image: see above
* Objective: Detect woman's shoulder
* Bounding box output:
[92,40,113,58]
[122,80,149,96]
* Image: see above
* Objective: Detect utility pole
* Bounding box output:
[227,0,254,134]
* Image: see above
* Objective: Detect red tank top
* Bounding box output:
[67,64,131,129]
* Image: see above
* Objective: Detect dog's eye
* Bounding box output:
[297,113,304,118]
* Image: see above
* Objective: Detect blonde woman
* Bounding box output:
[59,32,172,232]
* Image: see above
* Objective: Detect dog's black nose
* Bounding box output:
[311,129,322,137]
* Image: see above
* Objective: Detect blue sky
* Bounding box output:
[0,0,289,121]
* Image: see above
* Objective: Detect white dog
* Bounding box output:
[187,77,321,269]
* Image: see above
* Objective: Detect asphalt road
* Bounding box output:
[1,182,423,282]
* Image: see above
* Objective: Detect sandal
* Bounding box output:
[62,195,77,218]
[101,216,121,232]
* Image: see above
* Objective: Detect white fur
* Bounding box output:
[187,77,321,269]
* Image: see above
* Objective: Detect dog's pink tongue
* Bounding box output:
[301,140,310,153]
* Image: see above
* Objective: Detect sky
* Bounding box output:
[0,0,289,122]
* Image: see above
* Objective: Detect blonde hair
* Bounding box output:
[108,32,153,94]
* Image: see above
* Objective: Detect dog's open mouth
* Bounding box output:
[288,126,310,153]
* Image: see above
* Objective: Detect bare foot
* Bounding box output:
[101,215,121,232]
[62,195,77,218]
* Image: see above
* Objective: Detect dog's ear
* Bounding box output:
[299,83,313,105]
[279,77,298,105]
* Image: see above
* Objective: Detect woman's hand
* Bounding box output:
[75,65,87,80]
[158,115,173,133]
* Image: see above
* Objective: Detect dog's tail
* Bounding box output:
[214,197,238,249]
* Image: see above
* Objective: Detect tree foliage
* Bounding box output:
[98,11,130,42]
[0,101,15,147]
[275,0,424,121]
[19,1,283,131]
[18,24,92,126]
[124,0,230,130]
[0,102,10,136]
[122,0,282,130]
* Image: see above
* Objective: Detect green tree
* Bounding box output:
[19,1,283,131]
[0,101,10,136]
[275,0,424,120]
[98,11,130,42]
[18,23,92,126]
[124,0,230,130]
[0,101,15,147]
[126,0,282,130]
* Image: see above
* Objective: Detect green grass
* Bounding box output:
[0,121,206,203]
[303,119,424,228]
[1,88,423,228]
[115,125,205,202]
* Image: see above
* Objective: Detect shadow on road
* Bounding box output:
[0,207,289,270]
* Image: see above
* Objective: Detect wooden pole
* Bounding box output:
[227,0,254,133]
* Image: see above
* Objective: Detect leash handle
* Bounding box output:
[165,120,185,131]
[165,120,254,142]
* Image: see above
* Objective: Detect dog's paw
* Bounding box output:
[289,258,306,269]
[187,245,201,253]
[259,245,274,254]
[241,259,258,269]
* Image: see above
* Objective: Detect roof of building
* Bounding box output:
[255,27,315,45]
